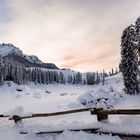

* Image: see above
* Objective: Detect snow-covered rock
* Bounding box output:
[77,90,95,107]
[5,106,24,116]
[78,88,123,108]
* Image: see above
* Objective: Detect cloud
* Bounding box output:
[60,42,120,72]
[1,0,140,72]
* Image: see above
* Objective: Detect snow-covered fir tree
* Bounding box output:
[0,56,4,85]
[111,68,114,76]
[95,71,100,84]
[121,25,139,94]
[135,16,140,61]
[102,70,105,85]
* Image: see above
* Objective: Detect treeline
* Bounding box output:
[0,56,109,85]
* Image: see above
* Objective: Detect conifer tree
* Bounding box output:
[121,25,139,94]
[135,17,140,57]
[0,56,4,85]
[95,71,100,84]
[102,70,105,85]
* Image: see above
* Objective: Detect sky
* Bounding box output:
[0,0,140,72]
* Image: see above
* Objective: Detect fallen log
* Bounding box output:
[36,128,99,135]
[19,128,99,135]
[0,114,9,118]
[36,130,140,138]
[19,128,140,139]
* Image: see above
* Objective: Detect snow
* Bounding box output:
[0,124,121,140]
[54,131,121,140]
[25,55,43,64]
[78,88,123,108]
[0,43,22,57]
[0,73,140,140]
[0,43,43,64]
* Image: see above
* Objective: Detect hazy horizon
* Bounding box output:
[1,0,140,72]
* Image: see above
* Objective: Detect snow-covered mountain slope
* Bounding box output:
[0,43,58,69]
[0,73,140,140]
[0,43,22,57]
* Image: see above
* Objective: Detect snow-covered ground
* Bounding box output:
[0,73,140,140]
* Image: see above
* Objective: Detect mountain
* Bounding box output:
[0,43,59,69]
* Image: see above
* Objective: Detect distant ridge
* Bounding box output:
[0,43,59,69]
